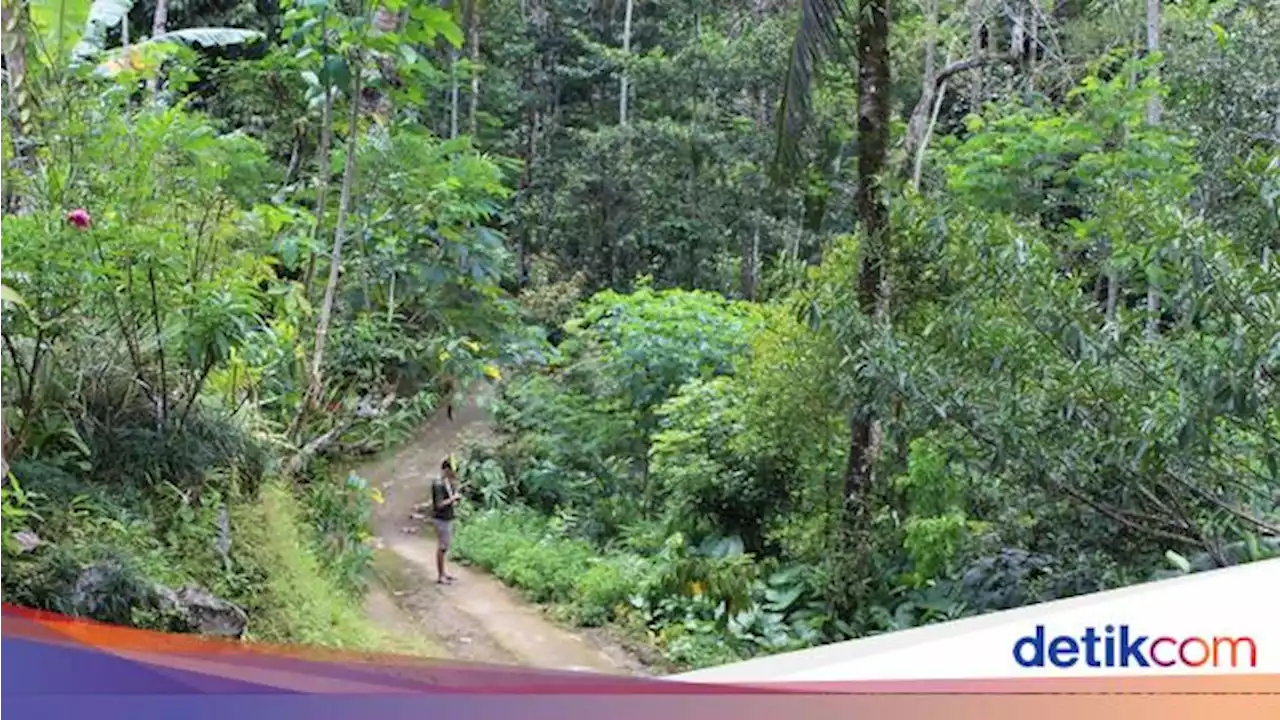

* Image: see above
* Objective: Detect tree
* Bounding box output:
[619,0,634,126]
[305,52,363,421]
[2,0,33,214]
[1144,0,1161,338]
[771,0,892,587]
[844,0,890,506]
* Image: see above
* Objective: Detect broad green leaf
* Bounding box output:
[150,27,265,50]
[320,54,351,91]
[1208,22,1228,50]
[29,0,92,60]
[93,27,265,76]
[764,585,804,611]
[411,5,463,47]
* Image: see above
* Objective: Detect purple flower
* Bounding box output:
[66,208,91,229]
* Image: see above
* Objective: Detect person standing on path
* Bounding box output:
[431,456,462,584]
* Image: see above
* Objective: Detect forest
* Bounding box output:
[1,0,1278,670]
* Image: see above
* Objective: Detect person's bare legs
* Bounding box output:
[436,544,449,583]
[434,519,456,584]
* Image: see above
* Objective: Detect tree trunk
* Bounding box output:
[449,49,460,139]
[2,0,34,214]
[1011,2,1025,70]
[302,86,337,300]
[619,0,634,125]
[739,30,768,300]
[152,0,168,37]
[304,57,363,418]
[515,6,544,288]
[1145,0,1162,126]
[845,0,891,505]
[1144,0,1162,338]
[912,75,948,189]
[968,0,983,109]
[906,50,1018,185]
[466,0,480,136]
[146,0,169,93]
[1028,4,1038,82]
[923,0,936,84]
[904,0,938,187]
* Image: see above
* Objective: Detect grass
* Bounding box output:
[231,481,442,657]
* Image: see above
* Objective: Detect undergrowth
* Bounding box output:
[231,481,432,654]
[452,505,752,670]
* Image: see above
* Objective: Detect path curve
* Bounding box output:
[358,389,648,675]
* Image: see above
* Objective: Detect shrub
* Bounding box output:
[571,554,651,626]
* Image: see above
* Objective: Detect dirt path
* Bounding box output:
[357,389,649,675]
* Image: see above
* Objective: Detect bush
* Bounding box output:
[301,468,381,596]
[572,554,651,626]
[495,541,595,604]
[453,505,596,604]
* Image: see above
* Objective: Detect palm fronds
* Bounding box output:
[773,0,855,186]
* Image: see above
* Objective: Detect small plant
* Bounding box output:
[1,476,45,556]
[303,471,380,595]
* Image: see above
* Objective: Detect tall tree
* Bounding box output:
[1145,0,1161,126]
[619,0,634,125]
[152,0,168,37]
[1144,0,1162,338]
[464,0,481,135]
[306,53,363,417]
[772,0,892,556]
[843,0,891,508]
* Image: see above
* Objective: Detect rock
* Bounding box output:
[409,511,426,521]
[69,561,152,627]
[68,562,247,639]
[172,586,249,639]
[401,526,419,534]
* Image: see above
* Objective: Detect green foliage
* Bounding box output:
[3,0,512,658]
[231,480,404,649]
[6,0,1280,678]
[457,45,1279,669]
[1,477,44,556]
[489,286,763,541]
[452,505,596,605]
[564,284,764,415]
[650,377,792,554]
[302,470,381,595]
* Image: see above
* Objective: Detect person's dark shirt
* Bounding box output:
[431,478,455,521]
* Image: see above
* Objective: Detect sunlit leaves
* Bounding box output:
[28,0,91,62]
[407,4,463,47]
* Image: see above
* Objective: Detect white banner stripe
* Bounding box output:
[673,559,1280,682]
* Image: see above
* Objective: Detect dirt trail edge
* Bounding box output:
[359,389,650,675]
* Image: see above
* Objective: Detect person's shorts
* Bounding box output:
[431,518,453,549]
